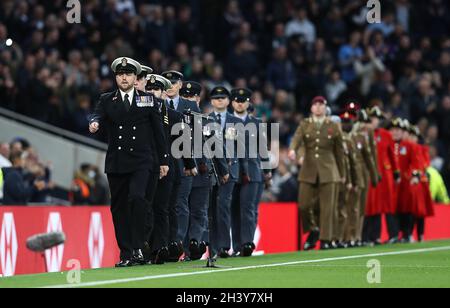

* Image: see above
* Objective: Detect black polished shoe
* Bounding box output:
[241,243,255,257]
[361,241,369,247]
[131,249,146,266]
[189,239,200,260]
[330,241,339,249]
[231,251,241,258]
[151,247,169,265]
[336,241,348,249]
[190,240,207,261]
[347,241,357,248]
[320,241,331,250]
[218,248,230,258]
[142,242,152,263]
[168,241,180,262]
[115,259,134,268]
[199,241,207,256]
[182,256,192,262]
[304,229,320,251]
[303,242,316,251]
[385,237,399,245]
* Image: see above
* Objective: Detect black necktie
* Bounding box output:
[216,113,222,128]
[169,100,175,110]
[124,94,131,112]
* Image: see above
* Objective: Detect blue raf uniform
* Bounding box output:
[187,108,229,260]
[208,87,249,258]
[230,88,271,257]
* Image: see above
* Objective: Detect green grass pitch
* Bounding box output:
[1,240,450,288]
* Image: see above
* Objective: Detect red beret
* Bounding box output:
[311,96,328,105]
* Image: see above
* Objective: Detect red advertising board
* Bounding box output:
[0,207,119,277]
[1,203,449,277]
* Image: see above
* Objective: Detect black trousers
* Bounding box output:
[398,214,414,239]
[386,214,399,239]
[108,170,150,260]
[415,218,425,239]
[144,172,162,247]
[362,215,381,243]
[149,172,176,252]
[169,180,181,243]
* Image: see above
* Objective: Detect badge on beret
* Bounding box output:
[218,88,223,93]
[167,73,172,78]
[150,75,156,84]
[239,89,244,95]
[121,58,128,67]
[187,83,192,89]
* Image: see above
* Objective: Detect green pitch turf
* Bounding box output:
[1,240,450,288]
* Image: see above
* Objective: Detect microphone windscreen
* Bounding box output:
[26,232,66,252]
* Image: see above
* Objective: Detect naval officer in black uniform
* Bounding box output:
[89,57,169,267]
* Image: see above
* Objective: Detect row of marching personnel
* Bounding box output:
[289,97,443,250]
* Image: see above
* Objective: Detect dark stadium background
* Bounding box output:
[0,0,449,204]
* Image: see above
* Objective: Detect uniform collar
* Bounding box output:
[119,88,135,104]
[312,116,326,125]
[167,96,180,109]
[234,112,248,122]
[215,110,228,118]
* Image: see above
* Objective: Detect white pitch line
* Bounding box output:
[43,245,450,288]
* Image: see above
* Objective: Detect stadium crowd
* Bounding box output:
[1,0,450,203]
[0,138,54,204]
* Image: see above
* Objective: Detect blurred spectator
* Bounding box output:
[0,0,449,190]
[437,95,450,146]
[428,166,450,204]
[70,164,110,205]
[70,95,92,137]
[0,142,11,168]
[411,77,439,123]
[70,164,94,205]
[426,125,446,157]
[267,46,296,91]
[367,11,396,37]
[339,31,364,83]
[285,7,316,46]
[1,151,46,205]
[90,166,110,205]
[325,70,347,109]
[269,158,298,203]
[429,145,445,172]
[355,47,386,96]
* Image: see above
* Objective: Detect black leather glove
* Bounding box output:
[394,170,401,183]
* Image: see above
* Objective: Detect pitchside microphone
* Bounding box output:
[26,232,66,252]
